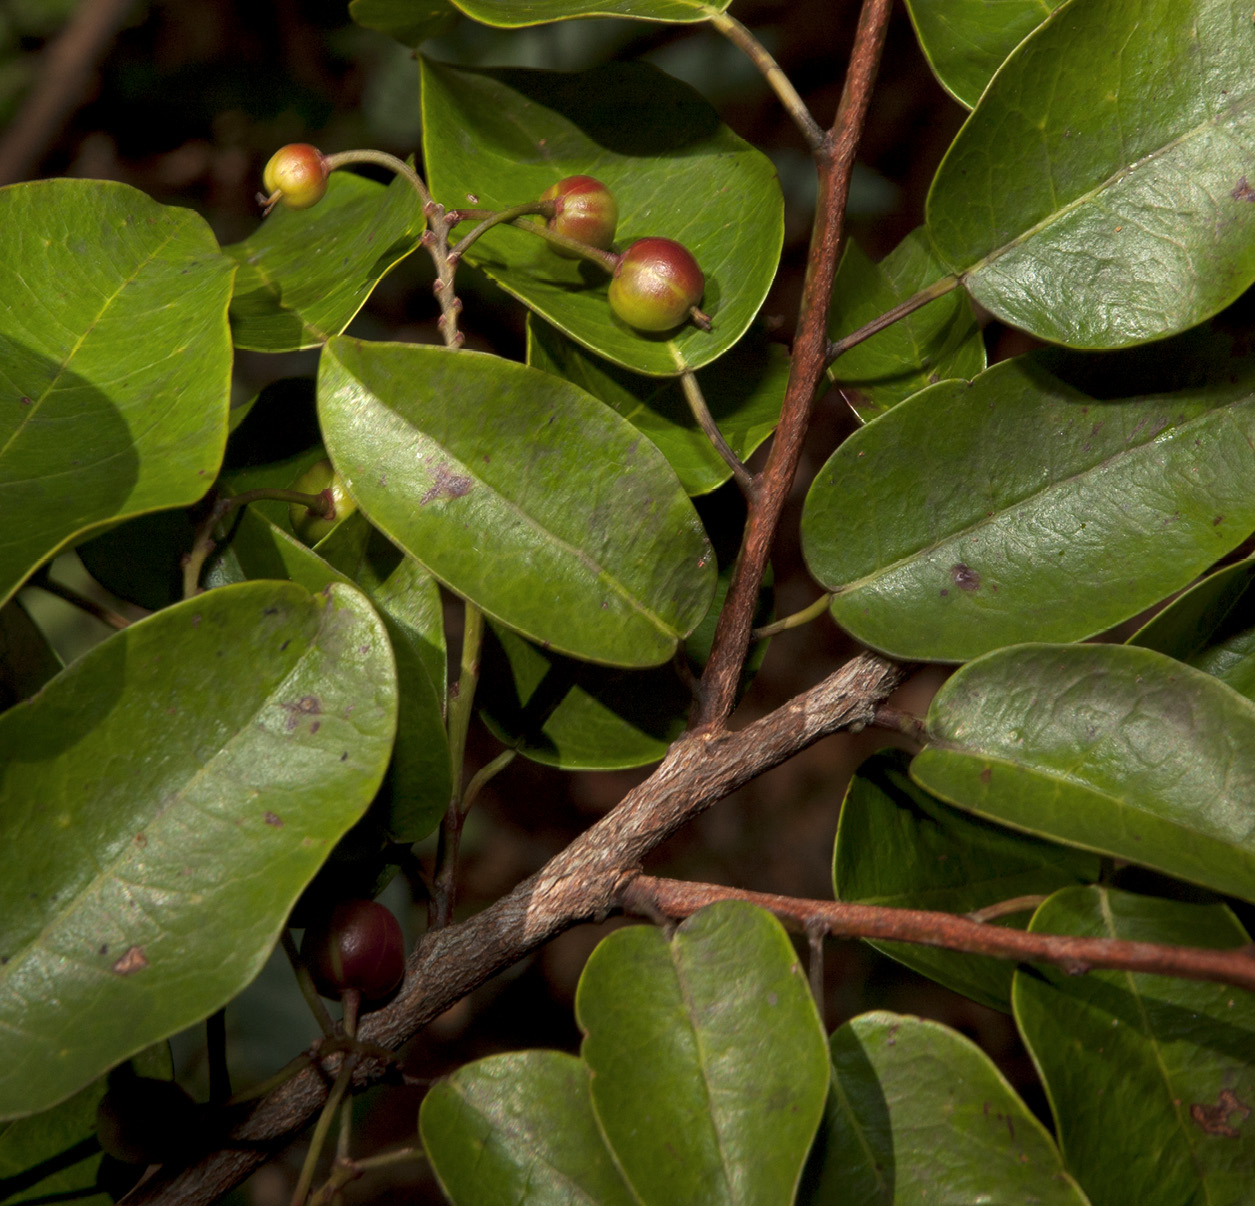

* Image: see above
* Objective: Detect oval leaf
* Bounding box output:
[575,902,829,1206]
[0,580,397,1119]
[902,0,1051,108]
[226,171,424,352]
[801,354,1255,661]
[319,338,716,667]
[802,1012,1089,1204]
[420,1051,637,1206]
[528,317,785,495]
[913,643,1255,902]
[420,58,782,376]
[0,179,234,610]
[827,230,984,422]
[1013,887,1255,1205]
[927,0,1255,347]
[835,749,1100,1012]
[449,0,729,27]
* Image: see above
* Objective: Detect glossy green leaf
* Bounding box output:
[420,1051,637,1206]
[575,902,829,1206]
[350,0,459,44]
[902,0,1050,108]
[1014,887,1255,1205]
[0,580,397,1118]
[528,317,785,495]
[927,0,1255,347]
[448,0,728,28]
[204,507,449,843]
[319,338,716,667]
[0,1046,171,1206]
[827,231,984,421]
[834,750,1100,1012]
[801,353,1255,662]
[420,59,782,376]
[914,643,1255,903]
[1130,558,1255,704]
[226,171,424,352]
[0,179,233,610]
[802,1012,1089,1205]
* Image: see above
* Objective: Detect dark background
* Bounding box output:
[1,2,1034,1201]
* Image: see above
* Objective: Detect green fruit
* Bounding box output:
[288,457,356,545]
[95,1077,197,1166]
[540,175,618,256]
[608,237,704,332]
[262,143,330,210]
[300,899,406,1002]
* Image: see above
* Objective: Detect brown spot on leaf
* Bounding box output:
[951,563,981,591]
[18,396,32,406]
[420,463,473,505]
[1191,1089,1249,1137]
[1232,177,1255,202]
[280,695,322,731]
[979,767,992,784]
[264,811,283,827]
[112,946,149,975]
[1214,515,1224,526]
[134,832,147,847]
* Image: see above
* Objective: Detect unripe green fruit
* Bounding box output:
[95,1077,197,1166]
[301,899,405,1002]
[608,237,704,332]
[540,175,618,256]
[288,458,355,545]
[262,143,330,210]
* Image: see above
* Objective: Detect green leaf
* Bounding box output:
[801,1012,1089,1204]
[528,317,785,495]
[318,338,716,668]
[927,0,1255,348]
[447,0,729,28]
[350,0,459,44]
[834,750,1100,1012]
[902,0,1051,108]
[1129,558,1255,704]
[827,231,984,421]
[75,509,198,612]
[204,507,450,843]
[420,1051,637,1206]
[1013,887,1255,1205]
[0,580,397,1118]
[225,171,424,352]
[0,1045,170,1206]
[913,643,1255,903]
[0,179,234,610]
[801,353,1255,662]
[575,902,829,1206]
[420,59,782,376]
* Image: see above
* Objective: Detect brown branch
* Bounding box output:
[127,652,905,1206]
[621,877,1255,993]
[694,0,894,729]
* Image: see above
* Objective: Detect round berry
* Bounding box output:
[96,1077,197,1166]
[608,238,704,332]
[540,175,618,256]
[262,144,330,210]
[300,899,405,1002]
[288,457,356,545]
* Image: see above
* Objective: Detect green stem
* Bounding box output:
[751,592,833,639]
[321,149,433,208]
[462,748,516,817]
[678,368,754,499]
[281,929,338,1040]
[709,11,823,150]
[28,568,135,630]
[289,1057,356,1206]
[826,275,961,368]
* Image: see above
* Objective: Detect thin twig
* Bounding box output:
[967,895,1050,924]
[281,931,337,1040]
[752,592,833,639]
[620,876,1255,993]
[693,0,895,729]
[678,368,755,499]
[28,570,133,630]
[826,275,962,368]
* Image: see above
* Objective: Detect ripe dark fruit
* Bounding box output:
[301,899,405,1002]
[540,175,618,255]
[288,457,356,545]
[95,1077,197,1166]
[262,143,330,210]
[608,237,704,332]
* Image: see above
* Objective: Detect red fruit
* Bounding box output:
[300,899,405,1002]
[262,143,330,210]
[540,175,618,255]
[608,237,704,332]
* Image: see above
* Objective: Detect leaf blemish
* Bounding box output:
[420,463,473,505]
[112,946,148,976]
[1190,1089,1249,1136]
[264,811,283,827]
[1231,177,1255,202]
[281,695,322,731]
[951,563,981,591]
